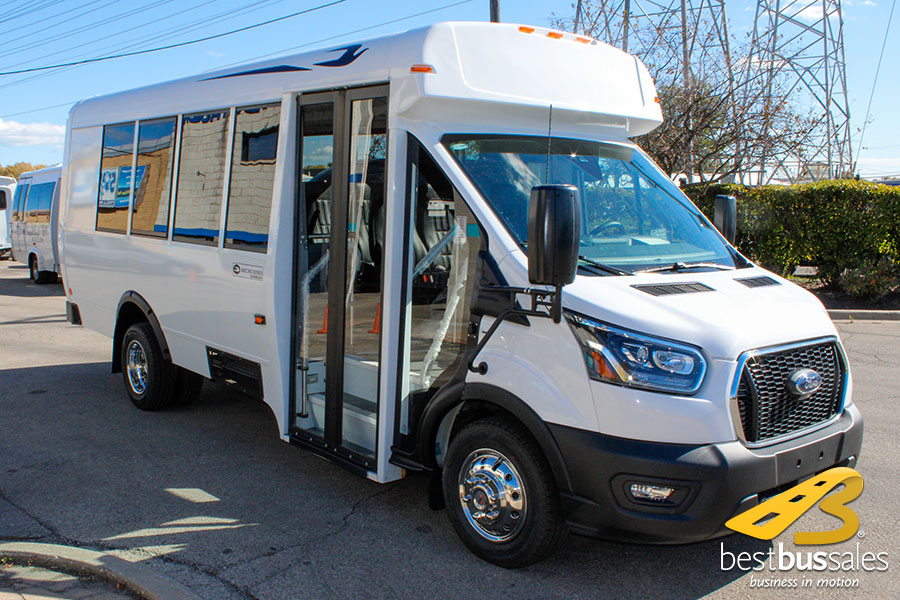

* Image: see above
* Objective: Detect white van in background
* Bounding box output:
[0,176,14,259]
[10,165,62,283]
[59,22,862,567]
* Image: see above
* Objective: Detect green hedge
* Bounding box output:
[683,180,900,297]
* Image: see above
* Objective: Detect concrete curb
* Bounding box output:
[0,542,202,600]
[828,309,900,321]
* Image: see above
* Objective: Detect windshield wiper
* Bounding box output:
[578,255,631,276]
[633,262,736,274]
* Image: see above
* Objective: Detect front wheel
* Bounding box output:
[442,417,567,568]
[121,323,175,410]
[171,367,204,406]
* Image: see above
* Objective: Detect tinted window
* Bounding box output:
[173,110,231,245]
[225,104,280,251]
[25,182,54,223]
[97,123,135,233]
[132,118,177,238]
[12,183,28,221]
[0,190,6,211]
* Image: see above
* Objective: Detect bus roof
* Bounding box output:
[68,21,662,137]
[17,165,62,181]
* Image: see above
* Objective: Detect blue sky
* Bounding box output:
[0,0,895,178]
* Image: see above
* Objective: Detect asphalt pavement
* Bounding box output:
[0,260,897,599]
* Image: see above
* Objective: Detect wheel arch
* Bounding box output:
[112,292,171,374]
[417,382,574,494]
[27,248,42,271]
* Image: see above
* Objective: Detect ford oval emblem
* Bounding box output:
[786,369,822,397]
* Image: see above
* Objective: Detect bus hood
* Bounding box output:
[560,268,837,361]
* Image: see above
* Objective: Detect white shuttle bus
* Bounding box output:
[60,22,862,566]
[10,165,62,282]
[0,176,13,259]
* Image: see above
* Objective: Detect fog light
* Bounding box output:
[629,483,675,502]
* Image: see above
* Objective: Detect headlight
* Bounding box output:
[565,312,707,394]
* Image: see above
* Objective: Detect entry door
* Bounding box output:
[291,86,389,471]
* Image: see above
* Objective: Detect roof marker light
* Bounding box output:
[410,64,435,74]
[654,96,661,104]
[576,36,592,44]
[518,26,535,33]
[547,31,564,39]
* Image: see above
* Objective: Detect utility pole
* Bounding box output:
[490,0,500,23]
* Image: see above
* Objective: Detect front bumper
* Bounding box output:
[550,403,863,544]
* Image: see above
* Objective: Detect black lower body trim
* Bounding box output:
[549,404,863,544]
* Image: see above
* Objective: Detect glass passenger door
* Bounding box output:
[291,86,388,472]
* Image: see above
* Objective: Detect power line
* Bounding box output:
[1,0,476,114]
[855,0,896,167]
[0,0,273,76]
[0,0,347,76]
[0,101,76,119]
[0,0,180,65]
[216,0,475,71]
[0,0,59,23]
[0,0,68,28]
[0,0,122,51]
[0,0,284,91]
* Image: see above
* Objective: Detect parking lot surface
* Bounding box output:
[0,261,897,599]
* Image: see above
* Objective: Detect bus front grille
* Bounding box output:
[735,341,845,444]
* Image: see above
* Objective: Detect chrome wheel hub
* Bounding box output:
[126,340,148,395]
[458,449,526,542]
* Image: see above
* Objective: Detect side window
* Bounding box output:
[97,123,135,233]
[173,110,231,245]
[0,190,6,211]
[131,118,177,238]
[13,183,28,221]
[38,183,55,223]
[24,183,41,222]
[398,139,482,435]
[224,103,280,252]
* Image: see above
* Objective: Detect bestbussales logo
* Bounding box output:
[719,467,889,590]
[725,467,863,544]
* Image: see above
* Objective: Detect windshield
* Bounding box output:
[443,135,740,273]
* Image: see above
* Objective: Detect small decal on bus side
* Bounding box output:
[232,263,264,280]
[455,216,467,245]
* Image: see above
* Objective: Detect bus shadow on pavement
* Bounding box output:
[0,269,65,298]
[0,361,764,599]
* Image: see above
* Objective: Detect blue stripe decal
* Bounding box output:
[201,65,311,81]
[313,44,368,67]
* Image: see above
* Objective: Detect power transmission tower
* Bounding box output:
[583,0,736,182]
[747,0,852,183]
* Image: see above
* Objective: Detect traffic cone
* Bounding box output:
[368,303,381,334]
[317,306,328,334]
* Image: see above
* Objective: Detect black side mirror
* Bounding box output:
[713,194,737,245]
[528,184,580,287]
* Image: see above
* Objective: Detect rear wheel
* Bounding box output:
[121,323,175,410]
[442,417,567,568]
[29,256,56,284]
[171,367,204,406]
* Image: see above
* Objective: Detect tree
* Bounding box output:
[550,1,818,184]
[0,162,47,179]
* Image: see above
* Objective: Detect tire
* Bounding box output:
[442,416,567,568]
[171,367,204,406]
[29,256,40,283]
[29,256,55,284]
[121,322,175,410]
